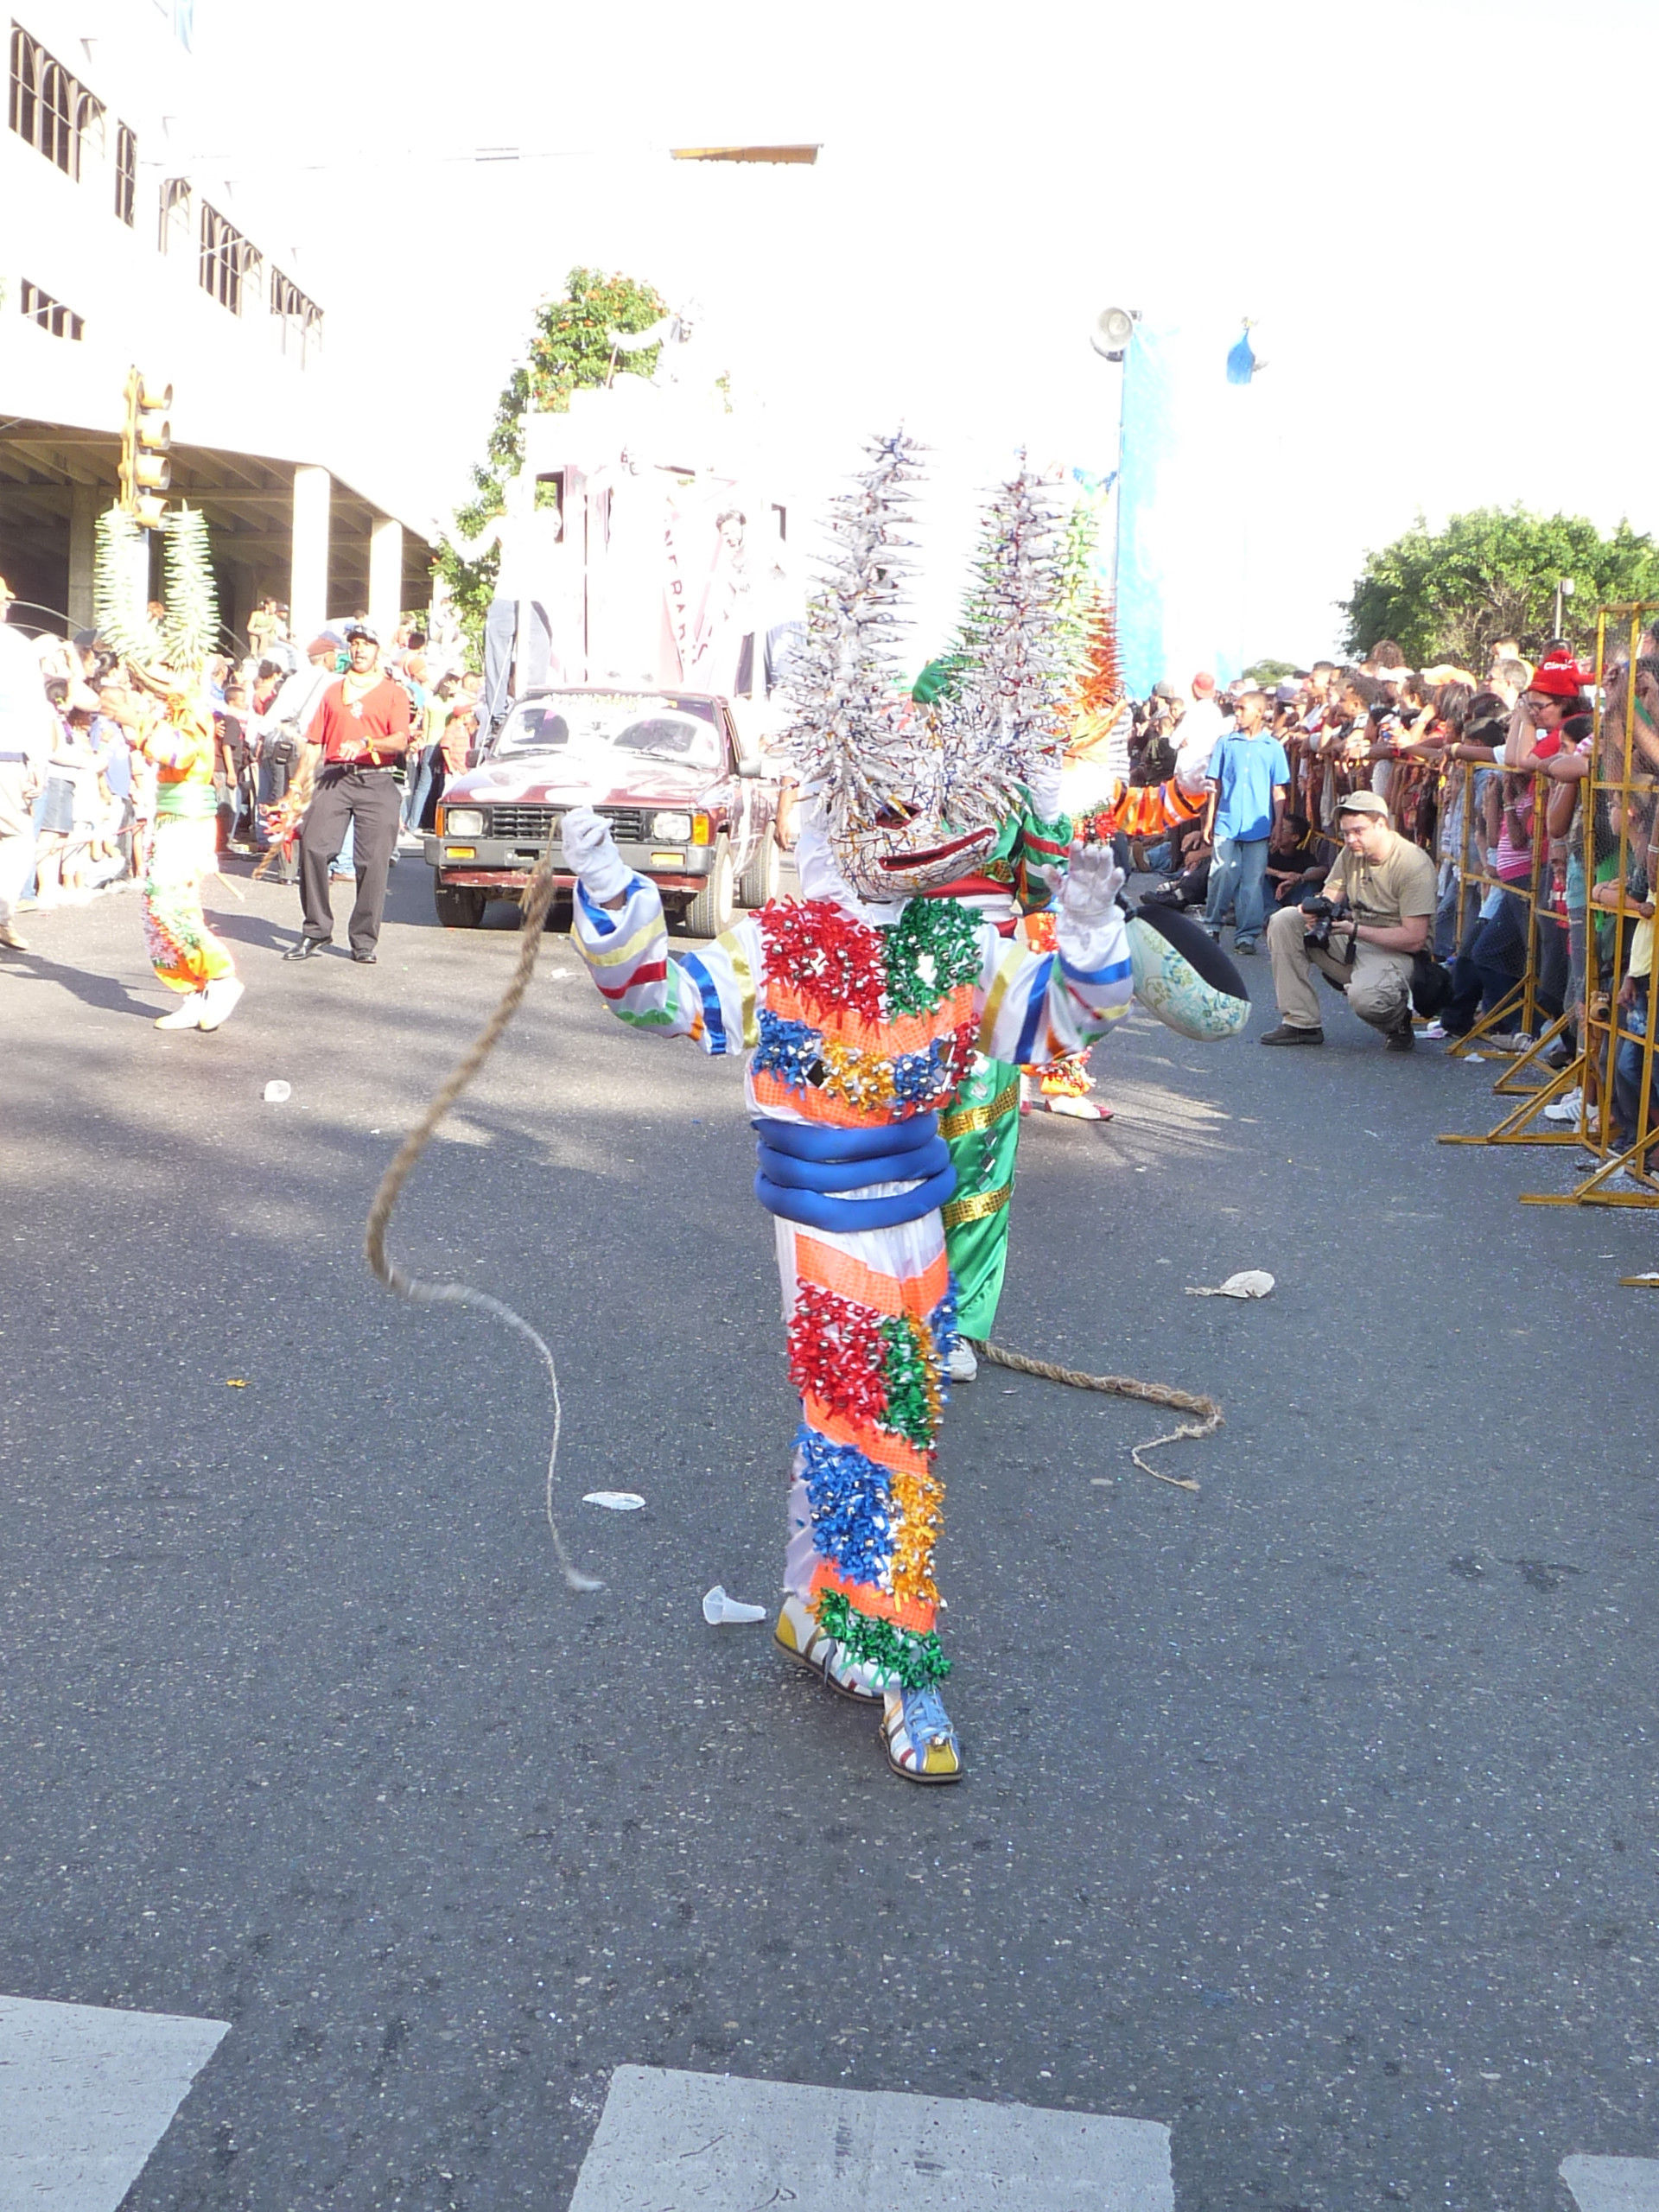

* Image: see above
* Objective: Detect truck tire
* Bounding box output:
[735,827,779,909]
[434,882,486,929]
[684,839,734,938]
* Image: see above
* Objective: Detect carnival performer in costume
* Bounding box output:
[566,436,1248,1786]
[567,437,1138,1783]
[92,505,243,1033]
[918,472,1093,1388]
[132,678,243,1030]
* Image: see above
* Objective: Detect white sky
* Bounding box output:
[190,0,1659,664]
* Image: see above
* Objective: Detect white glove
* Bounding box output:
[1027,753,1066,823]
[560,804,631,902]
[1058,840,1126,928]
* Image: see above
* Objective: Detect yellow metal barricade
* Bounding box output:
[1522,602,1659,1210]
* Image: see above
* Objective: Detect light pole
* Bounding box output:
[1090,308,1137,607]
[1554,575,1575,639]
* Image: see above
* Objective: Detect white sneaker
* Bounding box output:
[945,1339,978,1384]
[196,976,245,1032]
[1542,1087,1583,1123]
[1046,1095,1109,1120]
[155,991,207,1030]
[1422,1020,1447,1040]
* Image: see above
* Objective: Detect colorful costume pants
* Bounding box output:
[142,816,234,995]
[779,1209,957,1688]
[941,1054,1021,1341]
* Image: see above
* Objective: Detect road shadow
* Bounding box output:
[0,950,159,1021]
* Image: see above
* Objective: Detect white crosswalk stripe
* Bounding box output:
[567,2065,1173,2211]
[0,1993,227,2212]
[1562,2157,1659,2212]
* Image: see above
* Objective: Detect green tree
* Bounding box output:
[435,267,667,653]
[1338,506,1659,671]
[1243,657,1297,684]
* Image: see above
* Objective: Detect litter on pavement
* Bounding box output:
[1185,1269,1275,1300]
[702,1586,767,1625]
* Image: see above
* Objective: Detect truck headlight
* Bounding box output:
[443,808,485,837]
[650,810,692,842]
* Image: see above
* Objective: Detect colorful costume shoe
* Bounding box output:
[154,990,206,1030]
[774,1592,883,1703]
[197,976,245,1031]
[881,1683,963,1783]
[1045,1094,1109,1119]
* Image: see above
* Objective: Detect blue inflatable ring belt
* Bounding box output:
[753,1112,959,1231]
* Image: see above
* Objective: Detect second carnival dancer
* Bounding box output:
[564,436,1249,1785]
[906,660,1078,1387]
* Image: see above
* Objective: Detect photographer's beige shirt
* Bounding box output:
[1322,833,1437,930]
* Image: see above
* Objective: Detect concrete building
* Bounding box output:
[1,0,434,647]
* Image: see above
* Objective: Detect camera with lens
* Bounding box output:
[1301,894,1352,955]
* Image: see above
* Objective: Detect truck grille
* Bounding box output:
[482,804,649,843]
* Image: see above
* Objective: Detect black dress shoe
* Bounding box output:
[283,938,328,961]
[351,950,378,964]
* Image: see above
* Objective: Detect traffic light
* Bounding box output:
[118,368,172,527]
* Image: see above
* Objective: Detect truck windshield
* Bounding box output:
[497,692,722,772]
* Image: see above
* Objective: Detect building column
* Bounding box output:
[367,516,403,646]
[67,482,98,632]
[289,465,332,645]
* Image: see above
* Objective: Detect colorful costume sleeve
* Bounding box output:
[570,875,760,1054]
[975,894,1133,1067]
[1006,798,1073,912]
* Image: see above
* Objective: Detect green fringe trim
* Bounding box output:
[886,897,984,1016]
[878,1313,938,1450]
[816,1589,950,1689]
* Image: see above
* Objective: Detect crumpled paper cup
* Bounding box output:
[702,1585,766,1625]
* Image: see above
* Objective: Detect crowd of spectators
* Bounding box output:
[0,584,484,925]
[1117,638,1657,1158]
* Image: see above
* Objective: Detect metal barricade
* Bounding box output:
[1522,602,1659,1210]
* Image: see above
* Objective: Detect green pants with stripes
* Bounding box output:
[941,1055,1021,1343]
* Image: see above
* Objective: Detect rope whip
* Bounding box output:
[362,843,1216,1563]
[364,845,601,1592]
[974,1339,1221,1491]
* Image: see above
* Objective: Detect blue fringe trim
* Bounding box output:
[753,1007,822,1091]
[795,1422,893,1587]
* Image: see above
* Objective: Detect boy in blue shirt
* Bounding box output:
[1203,685,1290,953]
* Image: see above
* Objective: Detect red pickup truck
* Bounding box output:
[424,687,782,934]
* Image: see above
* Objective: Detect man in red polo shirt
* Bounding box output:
[285,620,411,963]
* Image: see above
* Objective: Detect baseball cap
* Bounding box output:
[1274,680,1300,704]
[1528,650,1588,698]
[344,619,379,645]
[1192,671,1217,696]
[1338,791,1389,819]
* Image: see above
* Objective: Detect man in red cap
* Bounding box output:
[286,621,411,963]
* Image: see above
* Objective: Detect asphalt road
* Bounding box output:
[2,855,1656,2212]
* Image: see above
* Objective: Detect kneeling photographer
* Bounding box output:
[1262,791,1437,1052]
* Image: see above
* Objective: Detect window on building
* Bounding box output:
[270,268,324,365]
[114,122,136,223]
[158,175,191,253]
[199,201,258,315]
[21,279,85,340]
[9,23,105,179]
